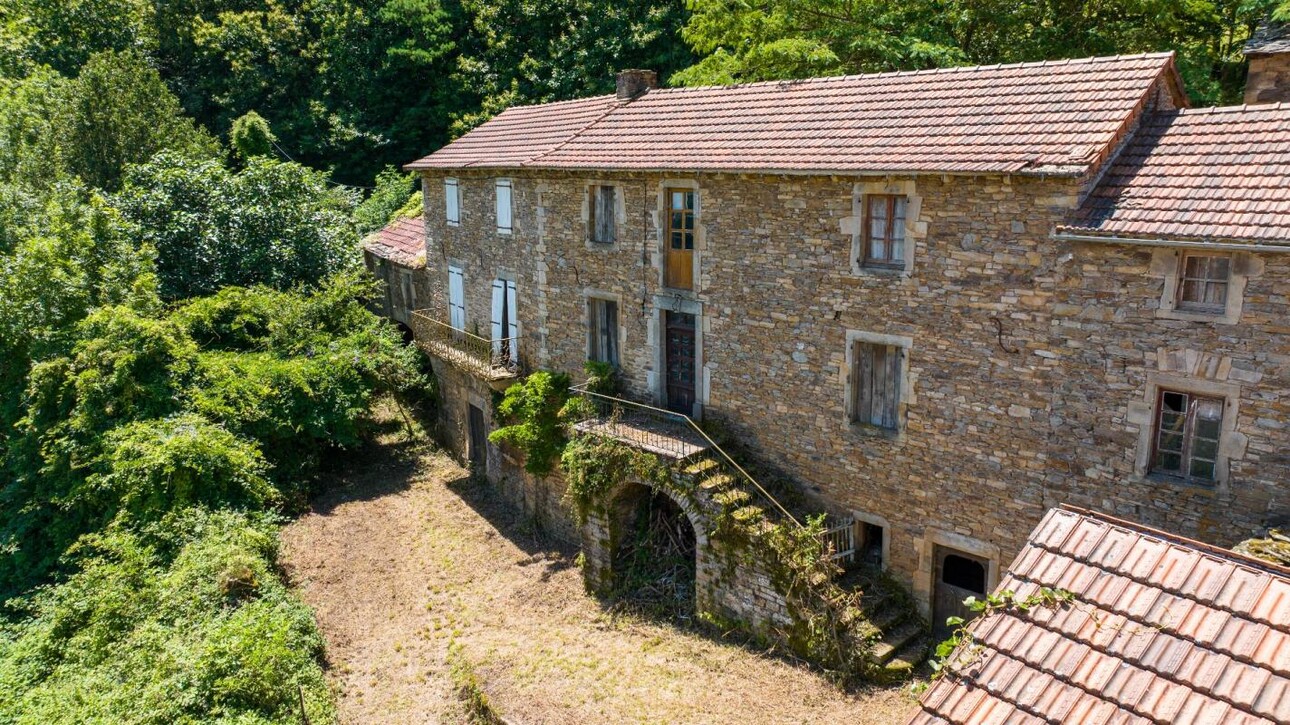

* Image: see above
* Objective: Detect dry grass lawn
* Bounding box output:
[281,426,917,724]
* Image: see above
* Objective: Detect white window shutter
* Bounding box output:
[490,279,504,352]
[505,280,518,340]
[495,180,512,233]
[448,266,465,329]
[445,178,459,225]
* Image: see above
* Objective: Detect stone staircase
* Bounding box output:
[677,455,775,529]
[677,455,930,681]
[839,566,931,681]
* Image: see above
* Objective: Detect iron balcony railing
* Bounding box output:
[569,384,802,529]
[409,310,520,380]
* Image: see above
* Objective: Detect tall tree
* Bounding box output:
[675,0,1279,105]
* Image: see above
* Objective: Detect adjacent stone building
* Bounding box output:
[367,51,1290,633]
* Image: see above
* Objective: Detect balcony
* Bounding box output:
[409,310,520,383]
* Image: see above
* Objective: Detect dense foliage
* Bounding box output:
[0,17,428,722]
[675,0,1284,104]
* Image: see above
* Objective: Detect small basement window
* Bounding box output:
[1152,389,1223,482]
[859,521,884,567]
[589,185,617,244]
[1176,254,1230,313]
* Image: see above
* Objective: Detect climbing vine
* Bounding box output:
[927,587,1075,681]
[560,434,672,523]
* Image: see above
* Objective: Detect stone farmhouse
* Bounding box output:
[365,46,1290,659]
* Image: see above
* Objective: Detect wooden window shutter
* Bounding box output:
[854,342,902,429]
[592,186,616,243]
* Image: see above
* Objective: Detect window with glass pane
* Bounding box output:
[668,190,695,250]
[589,186,616,243]
[1177,254,1230,312]
[587,298,619,366]
[863,195,907,267]
[1152,390,1223,482]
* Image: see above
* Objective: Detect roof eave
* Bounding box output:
[1053,229,1290,252]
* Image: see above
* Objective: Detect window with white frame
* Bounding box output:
[495,179,512,234]
[587,297,619,366]
[444,178,460,226]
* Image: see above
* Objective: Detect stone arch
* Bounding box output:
[601,477,704,616]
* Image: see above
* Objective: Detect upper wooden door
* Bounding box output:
[664,189,695,290]
[665,311,696,414]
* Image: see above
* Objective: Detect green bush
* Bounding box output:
[91,414,277,525]
[0,510,334,724]
[488,370,572,476]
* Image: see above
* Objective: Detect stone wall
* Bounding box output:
[409,165,1290,617]
[1245,52,1290,105]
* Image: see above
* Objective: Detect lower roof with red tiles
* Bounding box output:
[1059,104,1290,246]
[363,215,425,269]
[908,506,1290,725]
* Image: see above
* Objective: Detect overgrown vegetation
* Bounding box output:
[489,370,576,476]
[0,26,430,721]
[924,587,1075,684]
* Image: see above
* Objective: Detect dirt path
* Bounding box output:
[281,435,915,724]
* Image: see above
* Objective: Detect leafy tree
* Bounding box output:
[674,0,1277,105]
[116,153,358,299]
[353,166,418,234]
[55,50,220,191]
[230,109,277,160]
[1,0,156,76]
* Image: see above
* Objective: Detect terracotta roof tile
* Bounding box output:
[1060,104,1290,245]
[363,216,426,268]
[408,54,1181,176]
[908,507,1290,725]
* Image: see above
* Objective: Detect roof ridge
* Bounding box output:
[641,51,1176,96]
[1059,505,1290,578]
[495,93,616,113]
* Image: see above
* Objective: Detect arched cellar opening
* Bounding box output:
[395,321,415,344]
[610,481,698,622]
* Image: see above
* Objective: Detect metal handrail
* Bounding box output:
[409,310,520,375]
[570,384,803,529]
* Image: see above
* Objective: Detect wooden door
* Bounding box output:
[665,311,696,414]
[932,547,989,640]
[468,404,487,468]
[664,189,695,290]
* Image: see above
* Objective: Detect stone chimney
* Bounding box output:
[1243,22,1290,104]
[616,69,658,101]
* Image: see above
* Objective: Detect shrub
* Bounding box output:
[90,414,277,525]
[488,370,572,476]
[0,509,333,724]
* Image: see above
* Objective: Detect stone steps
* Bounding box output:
[871,618,923,665]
